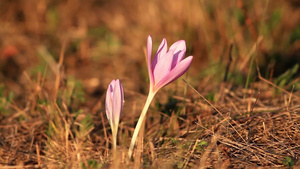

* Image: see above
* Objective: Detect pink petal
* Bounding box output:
[152,38,167,70]
[105,80,116,122]
[169,40,186,55]
[147,36,154,87]
[171,50,186,69]
[154,56,193,91]
[112,79,123,126]
[119,80,124,112]
[153,50,175,85]
[169,40,186,68]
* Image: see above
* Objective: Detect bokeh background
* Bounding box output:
[1,0,299,99]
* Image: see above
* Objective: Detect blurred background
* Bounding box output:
[0,0,299,103]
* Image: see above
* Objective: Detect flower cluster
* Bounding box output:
[105,35,193,157]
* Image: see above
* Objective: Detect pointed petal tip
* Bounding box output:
[177,40,186,44]
[170,40,186,51]
[186,55,193,61]
[147,35,152,42]
[182,56,193,67]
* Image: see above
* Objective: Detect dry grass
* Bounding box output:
[0,0,300,168]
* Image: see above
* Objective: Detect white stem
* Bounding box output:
[112,125,117,151]
[128,91,156,158]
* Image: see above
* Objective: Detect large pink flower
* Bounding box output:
[147,35,193,93]
[128,36,193,158]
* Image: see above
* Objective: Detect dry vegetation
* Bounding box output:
[0,0,300,168]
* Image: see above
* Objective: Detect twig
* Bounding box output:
[183,139,199,169]
[53,40,67,101]
[100,112,109,158]
[36,144,41,165]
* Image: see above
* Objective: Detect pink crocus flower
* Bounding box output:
[106,79,124,150]
[128,35,193,158]
[147,35,193,93]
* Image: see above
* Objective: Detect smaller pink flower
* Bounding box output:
[146,35,193,93]
[105,79,124,149]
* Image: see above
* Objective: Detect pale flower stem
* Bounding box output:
[112,127,117,151]
[111,127,118,162]
[128,91,156,158]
